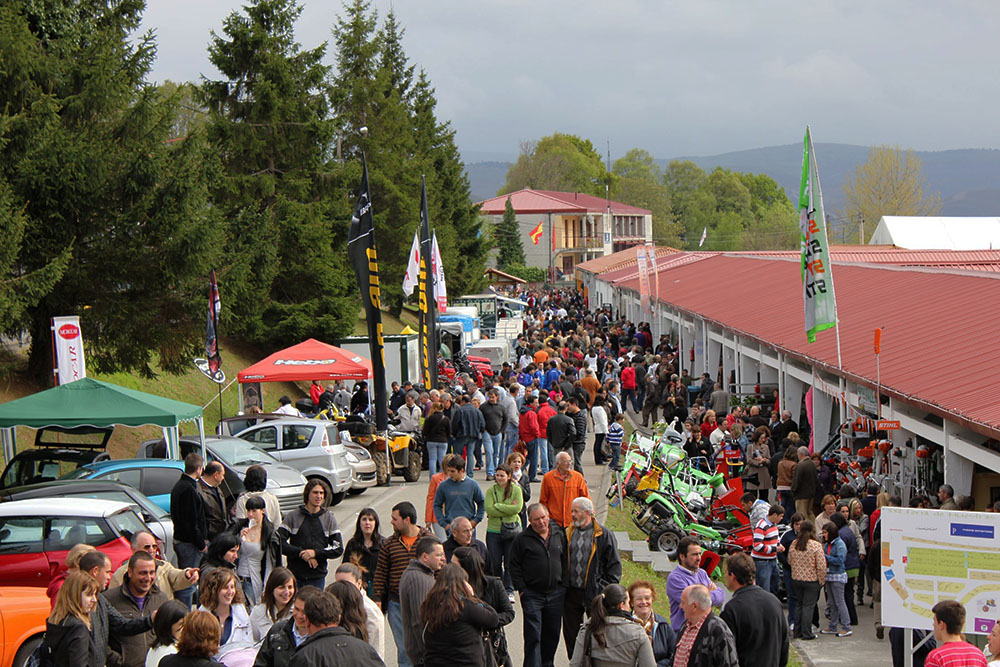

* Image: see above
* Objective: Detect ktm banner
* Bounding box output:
[347,155,388,432]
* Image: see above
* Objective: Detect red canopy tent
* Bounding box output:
[237,339,372,383]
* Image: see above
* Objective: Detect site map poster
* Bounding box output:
[881,507,1000,635]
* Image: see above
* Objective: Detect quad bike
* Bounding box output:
[338,415,422,485]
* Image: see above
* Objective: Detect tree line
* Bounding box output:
[0,0,489,382]
[499,134,801,252]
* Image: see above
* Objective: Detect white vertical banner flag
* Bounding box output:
[51,316,86,384]
[636,246,650,316]
[646,246,659,314]
[432,231,447,312]
[402,231,420,296]
[798,126,838,344]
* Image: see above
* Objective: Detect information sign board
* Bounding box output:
[881,507,1000,635]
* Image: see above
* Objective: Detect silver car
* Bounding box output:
[233,419,353,505]
[343,441,377,494]
[138,436,308,515]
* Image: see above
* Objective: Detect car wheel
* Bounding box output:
[402,447,422,483]
[372,451,389,486]
[347,487,367,495]
[13,635,42,667]
[330,491,346,506]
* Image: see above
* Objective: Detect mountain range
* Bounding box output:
[465,144,1000,228]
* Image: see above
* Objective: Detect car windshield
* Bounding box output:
[108,508,150,543]
[210,440,277,467]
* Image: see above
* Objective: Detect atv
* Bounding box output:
[339,415,422,485]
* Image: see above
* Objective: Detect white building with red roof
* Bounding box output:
[476,188,652,279]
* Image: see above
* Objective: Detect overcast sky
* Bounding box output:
[142,0,1000,163]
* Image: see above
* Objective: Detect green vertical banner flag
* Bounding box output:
[798,126,838,343]
[347,155,388,432]
[418,176,438,389]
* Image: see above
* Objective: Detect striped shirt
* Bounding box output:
[606,422,625,451]
[924,641,988,667]
[752,518,780,560]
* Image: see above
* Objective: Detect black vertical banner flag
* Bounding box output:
[347,155,388,432]
[418,176,438,389]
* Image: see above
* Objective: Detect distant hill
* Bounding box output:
[464,144,1000,226]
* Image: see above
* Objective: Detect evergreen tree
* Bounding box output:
[0,0,220,380]
[495,197,525,269]
[201,0,356,345]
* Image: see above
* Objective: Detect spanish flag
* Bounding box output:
[529,221,543,245]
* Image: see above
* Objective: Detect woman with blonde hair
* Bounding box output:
[198,568,252,647]
[43,571,100,663]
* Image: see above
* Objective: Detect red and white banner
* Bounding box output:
[52,316,86,385]
[432,232,447,313]
[636,246,650,316]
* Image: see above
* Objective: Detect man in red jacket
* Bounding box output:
[621,363,636,414]
[536,391,556,479]
[519,395,542,482]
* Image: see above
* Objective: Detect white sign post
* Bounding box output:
[881,506,1000,636]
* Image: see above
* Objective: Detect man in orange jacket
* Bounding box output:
[539,451,590,528]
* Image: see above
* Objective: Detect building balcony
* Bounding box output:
[559,235,607,251]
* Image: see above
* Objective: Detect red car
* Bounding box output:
[0,498,144,588]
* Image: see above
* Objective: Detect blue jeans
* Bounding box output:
[537,438,549,474]
[754,557,778,595]
[173,541,201,607]
[484,432,501,476]
[455,436,476,470]
[503,424,519,464]
[485,531,513,592]
[426,441,447,476]
[826,579,850,632]
[778,490,795,524]
[527,438,541,482]
[387,599,411,667]
[783,565,798,626]
[521,588,565,667]
[622,388,636,412]
[296,574,326,590]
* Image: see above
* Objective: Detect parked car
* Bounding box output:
[0,586,49,667]
[230,418,353,504]
[343,442,377,494]
[0,426,113,490]
[0,498,147,588]
[61,459,202,513]
[0,480,175,564]
[137,436,308,515]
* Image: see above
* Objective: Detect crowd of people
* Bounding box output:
[36,287,996,667]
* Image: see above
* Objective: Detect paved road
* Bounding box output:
[325,442,612,667]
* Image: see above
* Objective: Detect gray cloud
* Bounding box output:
[141,0,1000,161]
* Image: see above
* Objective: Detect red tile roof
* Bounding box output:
[613,255,1000,437]
[744,247,1000,273]
[477,188,651,216]
[575,245,685,275]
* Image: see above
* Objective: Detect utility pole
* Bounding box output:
[606,140,612,254]
[858,213,865,245]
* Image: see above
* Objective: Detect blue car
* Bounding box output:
[61,459,239,513]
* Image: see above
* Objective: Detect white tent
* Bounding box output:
[869,216,1000,249]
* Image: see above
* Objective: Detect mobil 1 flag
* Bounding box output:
[798,126,838,343]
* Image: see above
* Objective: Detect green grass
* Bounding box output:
[606,504,647,543]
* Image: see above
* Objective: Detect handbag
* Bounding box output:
[488,626,512,666]
[483,631,500,667]
[500,520,522,541]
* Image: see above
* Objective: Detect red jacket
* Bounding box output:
[621,366,636,390]
[536,404,556,437]
[519,407,540,442]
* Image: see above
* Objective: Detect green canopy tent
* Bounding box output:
[0,377,205,463]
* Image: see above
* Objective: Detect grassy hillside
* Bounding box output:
[0,307,417,464]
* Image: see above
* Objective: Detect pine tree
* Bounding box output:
[0,0,220,380]
[201,0,356,345]
[496,197,526,269]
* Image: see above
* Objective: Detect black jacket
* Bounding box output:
[170,474,207,547]
[160,656,223,667]
[278,505,344,581]
[444,535,492,572]
[564,520,621,603]
[719,584,789,667]
[480,401,507,436]
[570,410,587,447]
[682,612,739,667]
[253,617,299,667]
[509,523,566,593]
[91,595,154,667]
[44,617,94,665]
[480,575,515,627]
[288,625,383,667]
[545,413,575,451]
[423,598,500,667]
[199,478,229,539]
[422,412,451,443]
